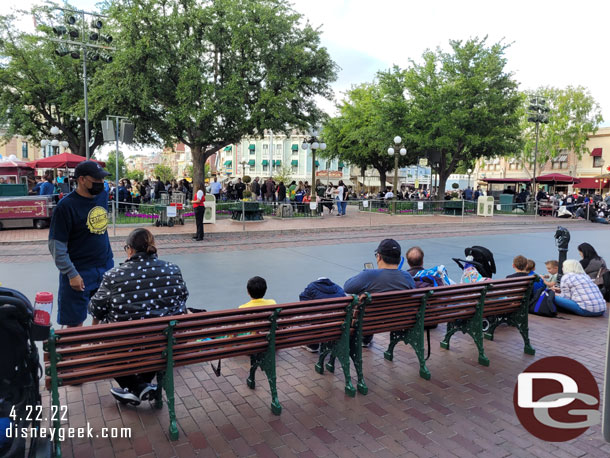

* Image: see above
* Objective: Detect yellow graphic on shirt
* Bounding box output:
[87,206,108,235]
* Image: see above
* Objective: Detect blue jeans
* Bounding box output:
[554,295,604,317]
[337,201,347,215]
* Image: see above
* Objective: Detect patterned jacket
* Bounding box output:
[560,272,606,314]
[89,253,188,322]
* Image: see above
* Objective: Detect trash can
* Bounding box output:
[499,194,514,212]
[477,196,494,217]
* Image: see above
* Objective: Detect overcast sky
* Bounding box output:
[4,0,609,157]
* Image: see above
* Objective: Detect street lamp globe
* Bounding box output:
[399,148,407,156]
[50,126,60,135]
[40,139,50,147]
[467,168,472,174]
[301,142,309,150]
[320,143,327,150]
[311,141,319,150]
[51,139,60,147]
[387,147,395,156]
[60,141,69,148]
[394,136,401,145]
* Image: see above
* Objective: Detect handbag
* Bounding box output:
[595,267,608,287]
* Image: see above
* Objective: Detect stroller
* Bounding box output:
[0,288,49,458]
[452,246,497,331]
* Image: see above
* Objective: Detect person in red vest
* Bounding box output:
[192,185,206,241]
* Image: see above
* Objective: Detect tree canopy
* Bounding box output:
[403,37,523,195]
[520,86,603,165]
[0,5,113,157]
[322,68,415,187]
[100,0,337,191]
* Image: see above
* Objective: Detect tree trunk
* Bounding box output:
[438,171,449,200]
[192,145,206,192]
[378,169,387,191]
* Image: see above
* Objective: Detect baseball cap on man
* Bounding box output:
[74,160,110,179]
[375,239,402,259]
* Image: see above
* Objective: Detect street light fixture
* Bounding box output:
[301,128,327,198]
[41,127,69,156]
[387,135,407,197]
[46,7,117,160]
[467,168,472,189]
[527,95,550,195]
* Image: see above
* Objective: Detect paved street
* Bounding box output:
[2,217,609,457]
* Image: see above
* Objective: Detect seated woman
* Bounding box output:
[578,242,607,280]
[89,228,189,406]
[552,260,606,317]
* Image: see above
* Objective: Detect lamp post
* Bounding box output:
[467,168,472,190]
[387,136,407,196]
[301,128,326,198]
[40,126,69,156]
[240,160,247,178]
[527,95,550,195]
[47,7,116,160]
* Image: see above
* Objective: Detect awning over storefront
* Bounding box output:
[262,160,269,166]
[248,160,255,166]
[291,144,299,151]
[315,160,320,167]
[591,148,602,157]
[248,144,256,150]
[291,160,298,166]
[223,146,232,151]
[273,160,281,166]
[224,160,232,166]
[574,177,609,189]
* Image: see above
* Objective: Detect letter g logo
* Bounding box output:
[513,357,600,442]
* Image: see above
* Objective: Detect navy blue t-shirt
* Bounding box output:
[344,269,415,295]
[49,191,113,271]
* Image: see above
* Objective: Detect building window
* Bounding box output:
[275,144,282,154]
[21,142,28,158]
[262,164,268,172]
[263,144,269,151]
[292,165,298,173]
[594,156,604,167]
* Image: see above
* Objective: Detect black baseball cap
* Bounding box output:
[74,160,110,179]
[375,239,402,258]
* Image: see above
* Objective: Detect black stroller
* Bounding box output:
[452,246,497,331]
[0,288,50,458]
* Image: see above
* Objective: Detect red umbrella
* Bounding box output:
[27,152,105,169]
[535,173,581,184]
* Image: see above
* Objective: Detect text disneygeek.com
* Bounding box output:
[5,423,131,441]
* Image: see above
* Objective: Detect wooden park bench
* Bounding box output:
[347,276,536,391]
[43,294,359,457]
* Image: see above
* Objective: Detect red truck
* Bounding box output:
[0,192,54,230]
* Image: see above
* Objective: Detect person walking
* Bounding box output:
[192,185,206,241]
[210,176,222,201]
[47,161,114,327]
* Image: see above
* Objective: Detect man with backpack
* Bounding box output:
[405,246,447,288]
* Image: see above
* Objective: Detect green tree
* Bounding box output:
[520,86,603,166]
[272,165,293,187]
[126,169,145,182]
[404,37,522,195]
[101,0,337,191]
[0,6,113,157]
[105,151,127,181]
[154,164,174,183]
[322,72,413,187]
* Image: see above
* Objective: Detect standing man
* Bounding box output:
[251,177,261,200]
[210,176,222,202]
[234,177,246,200]
[48,161,114,327]
[192,185,206,241]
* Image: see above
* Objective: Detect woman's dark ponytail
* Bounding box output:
[126,228,157,255]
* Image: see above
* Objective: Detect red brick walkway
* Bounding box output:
[43,312,609,457]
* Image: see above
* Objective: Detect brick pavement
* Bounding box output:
[41,311,609,457]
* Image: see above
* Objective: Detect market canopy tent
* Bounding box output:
[27,152,105,169]
[535,173,580,184]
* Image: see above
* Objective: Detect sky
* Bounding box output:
[3,0,609,157]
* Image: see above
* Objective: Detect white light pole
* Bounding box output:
[467,168,472,190]
[302,128,327,198]
[387,136,407,196]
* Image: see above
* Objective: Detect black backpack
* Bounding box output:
[0,288,46,458]
[528,287,557,317]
